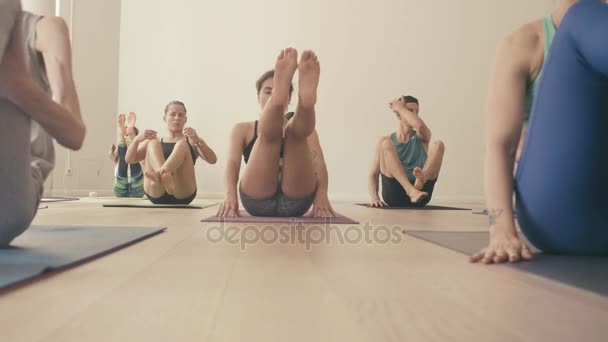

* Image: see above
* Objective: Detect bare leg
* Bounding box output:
[126,112,137,142]
[413,140,445,190]
[379,138,428,203]
[240,48,298,199]
[160,140,196,198]
[116,113,126,144]
[143,139,167,198]
[281,50,319,198]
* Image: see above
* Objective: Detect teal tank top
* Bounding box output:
[390,132,428,183]
[524,15,556,125]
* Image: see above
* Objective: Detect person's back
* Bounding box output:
[0,2,37,244]
[0,7,85,247]
[22,11,55,192]
[0,0,20,58]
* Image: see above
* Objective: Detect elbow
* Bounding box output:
[413,122,427,136]
[208,155,218,165]
[62,121,86,151]
[74,121,86,150]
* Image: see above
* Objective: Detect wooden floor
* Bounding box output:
[1,200,607,342]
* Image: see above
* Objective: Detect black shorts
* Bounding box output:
[145,190,197,205]
[381,173,437,207]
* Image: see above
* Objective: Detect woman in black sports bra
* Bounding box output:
[125,101,217,205]
[217,48,334,218]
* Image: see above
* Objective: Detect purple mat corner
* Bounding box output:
[201,211,359,224]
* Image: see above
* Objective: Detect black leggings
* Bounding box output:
[381,174,436,207]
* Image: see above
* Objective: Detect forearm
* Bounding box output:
[9,79,84,150]
[484,143,518,231]
[314,161,329,195]
[195,138,217,164]
[368,174,380,200]
[225,161,240,197]
[397,108,424,129]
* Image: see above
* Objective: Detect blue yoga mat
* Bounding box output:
[0,225,166,290]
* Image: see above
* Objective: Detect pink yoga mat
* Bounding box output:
[201,211,359,224]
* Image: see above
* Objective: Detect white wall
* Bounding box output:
[117,0,553,202]
[21,0,54,16]
[43,0,122,196]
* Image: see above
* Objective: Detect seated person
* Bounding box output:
[108,112,144,198]
[368,96,445,207]
[473,0,608,263]
[217,48,334,218]
[125,101,217,205]
[0,5,86,246]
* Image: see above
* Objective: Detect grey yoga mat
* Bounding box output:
[403,230,608,297]
[356,203,470,210]
[0,225,166,290]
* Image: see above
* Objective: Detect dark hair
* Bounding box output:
[256,70,294,97]
[164,100,187,114]
[133,127,139,136]
[402,95,419,105]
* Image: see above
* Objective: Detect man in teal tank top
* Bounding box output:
[368,96,445,207]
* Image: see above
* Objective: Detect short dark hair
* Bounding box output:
[164,100,187,114]
[402,95,419,105]
[256,69,294,97]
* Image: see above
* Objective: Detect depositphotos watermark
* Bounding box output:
[205,219,404,251]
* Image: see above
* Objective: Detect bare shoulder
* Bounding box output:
[35,16,69,51]
[232,121,253,136]
[497,19,544,70]
[378,134,392,145]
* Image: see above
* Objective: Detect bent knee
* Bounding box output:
[431,140,445,152]
[175,139,191,150]
[147,138,162,149]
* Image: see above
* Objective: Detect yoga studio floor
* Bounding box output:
[1,200,606,342]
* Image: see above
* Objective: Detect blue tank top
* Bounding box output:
[524,15,556,125]
[390,132,428,183]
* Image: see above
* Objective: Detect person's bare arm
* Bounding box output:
[309,131,335,217]
[391,98,432,143]
[471,34,534,264]
[184,127,217,164]
[36,16,84,142]
[368,138,387,207]
[125,130,156,164]
[217,123,246,217]
[0,16,85,150]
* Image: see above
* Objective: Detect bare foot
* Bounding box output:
[117,113,126,129]
[407,188,429,204]
[413,167,426,190]
[298,50,320,110]
[125,112,137,140]
[144,171,161,184]
[271,48,298,108]
[117,113,126,139]
[108,144,117,162]
[160,169,176,195]
[127,112,136,127]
